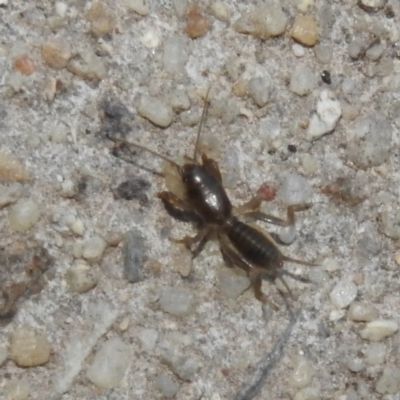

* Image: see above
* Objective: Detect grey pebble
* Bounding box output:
[123,230,146,283]
[163,36,188,75]
[290,66,316,96]
[162,349,200,381]
[159,287,196,317]
[314,44,332,64]
[366,43,384,61]
[169,89,191,112]
[138,95,173,128]
[278,173,312,204]
[0,182,23,209]
[180,107,201,127]
[346,113,393,168]
[155,374,179,398]
[218,268,250,300]
[348,39,364,59]
[248,76,272,107]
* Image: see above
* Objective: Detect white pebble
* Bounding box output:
[137,328,158,352]
[210,2,231,22]
[82,236,107,262]
[140,30,160,48]
[346,113,393,168]
[86,337,131,389]
[218,268,251,299]
[300,154,319,175]
[366,43,384,61]
[292,44,306,57]
[138,95,173,128]
[6,378,30,400]
[125,0,149,15]
[346,357,364,373]
[8,198,40,232]
[163,36,188,75]
[290,66,316,96]
[365,343,386,365]
[60,179,76,198]
[289,355,313,389]
[155,374,179,398]
[55,2,68,17]
[360,320,398,342]
[306,90,341,141]
[376,367,400,395]
[323,258,340,272]
[330,278,357,309]
[159,288,196,317]
[248,75,272,107]
[0,182,23,209]
[10,326,51,367]
[233,3,288,39]
[278,224,296,245]
[65,263,98,293]
[348,302,378,322]
[294,386,321,400]
[341,78,355,95]
[278,173,312,204]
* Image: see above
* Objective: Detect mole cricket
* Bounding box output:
[111,88,317,308]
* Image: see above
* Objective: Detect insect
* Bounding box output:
[111,88,317,308]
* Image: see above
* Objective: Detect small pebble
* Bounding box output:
[137,328,158,352]
[123,230,146,283]
[104,231,124,247]
[301,154,319,175]
[162,349,200,381]
[278,224,296,245]
[321,70,331,84]
[218,268,251,299]
[82,236,107,262]
[330,278,357,309]
[306,90,341,141]
[86,1,116,36]
[294,386,321,400]
[185,4,210,39]
[125,0,150,16]
[13,54,34,75]
[292,43,306,57]
[180,107,201,127]
[365,342,386,365]
[233,3,288,40]
[278,173,312,204]
[247,76,272,107]
[159,288,196,317]
[360,320,399,341]
[341,78,355,95]
[138,95,173,128]
[65,263,98,293]
[155,374,179,398]
[60,179,76,198]
[8,198,40,232]
[289,355,313,389]
[375,367,400,395]
[210,2,231,22]
[6,378,30,400]
[173,0,188,17]
[366,43,384,61]
[0,183,23,209]
[0,151,29,182]
[290,66,316,96]
[257,182,277,202]
[41,38,71,69]
[314,44,331,64]
[358,0,385,13]
[169,89,191,112]
[174,249,192,277]
[348,39,364,59]
[118,316,130,331]
[348,302,378,322]
[10,326,51,367]
[86,337,131,389]
[67,49,107,80]
[346,357,364,373]
[381,209,400,239]
[346,113,392,168]
[291,15,318,46]
[163,36,188,75]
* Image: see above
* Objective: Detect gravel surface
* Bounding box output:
[1,1,400,399]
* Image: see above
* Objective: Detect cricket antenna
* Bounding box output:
[123,141,181,170]
[193,86,212,163]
